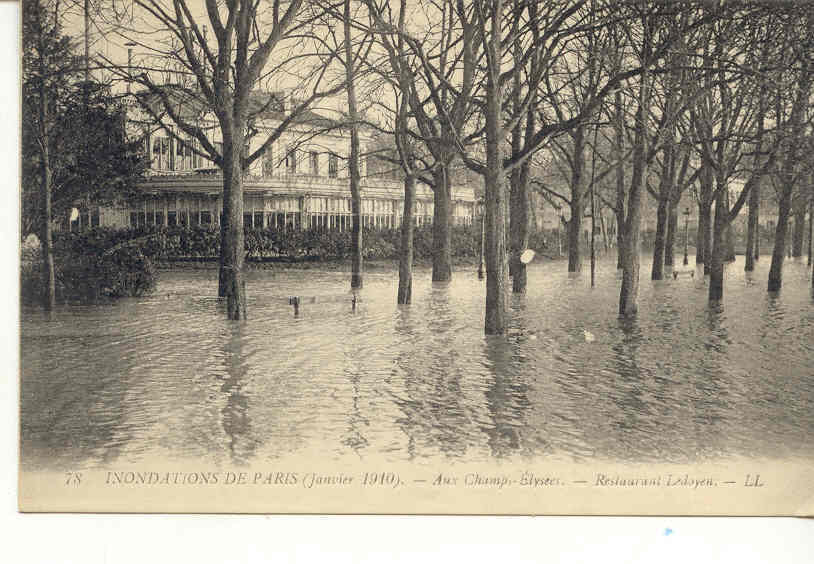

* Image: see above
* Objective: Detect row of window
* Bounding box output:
[147,134,354,179]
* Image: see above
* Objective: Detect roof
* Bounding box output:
[130,85,341,131]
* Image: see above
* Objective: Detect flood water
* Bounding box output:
[20,255,814,471]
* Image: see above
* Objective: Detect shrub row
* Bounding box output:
[50,224,552,263]
[21,244,156,304]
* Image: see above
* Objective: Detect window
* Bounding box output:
[310,151,319,175]
[328,153,338,178]
[191,141,201,169]
[167,211,177,226]
[153,137,169,170]
[200,211,212,226]
[286,147,297,173]
[263,145,275,177]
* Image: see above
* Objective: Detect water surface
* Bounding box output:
[20,255,814,470]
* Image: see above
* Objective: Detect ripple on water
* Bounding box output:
[19,255,814,470]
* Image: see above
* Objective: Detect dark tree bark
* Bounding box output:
[619,91,648,316]
[792,205,806,257]
[745,176,760,271]
[652,200,668,280]
[345,0,363,290]
[221,125,247,319]
[808,194,813,267]
[397,174,415,304]
[664,199,678,268]
[568,126,585,273]
[614,87,626,270]
[39,86,56,311]
[697,165,713,272]
[483,0,508,335]
[768,193,792,292]
[708,182,727,301]
[431,165,452,282]
[509,158,531,293]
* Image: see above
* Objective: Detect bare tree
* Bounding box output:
[109,0,344,319]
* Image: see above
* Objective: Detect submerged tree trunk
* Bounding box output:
[664,200,678,268]
[768,193,792,292]
[38,80,56,310]
[510,161,531,293]
[697,166,713,272]
[723,190,736,262]
[745,178,760,271]
[615,208,625,269]
[345,0,363,290]
[619,79,649,315]
[509,76,534,293]
[808,195,812,267]
[613,76,625,271]
[709,185,727,301]
[483,4,508,334]
[221,127,247,320]
[651,199,667,280]
[568,127,585,273]
[431,165,452,282]
[792,205,806,258]
[397,174,415,304]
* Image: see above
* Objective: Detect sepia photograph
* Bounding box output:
[17,0,814,515]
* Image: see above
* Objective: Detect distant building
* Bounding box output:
[66,89,477,231]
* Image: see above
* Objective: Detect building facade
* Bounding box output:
[69,91,477,232]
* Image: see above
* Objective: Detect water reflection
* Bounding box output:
[218,324,257,465]
[19,255,814,469]
[481,334,532,458]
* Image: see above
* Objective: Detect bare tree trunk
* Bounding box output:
[40,133,56,310]
[483,0,508,334]
[745,178,760,271]
[808,194,812,267]
[218,197,230,297]
[345,0,363,289]
[510,161,531,293]
[651,200,668,280]
[697,165,713,272]
[664,200,678,268]
[709,185,727,301]
[613,68,625,271]
[615,208,625,269]
[221,128,247,320]
[792,204,806,257]
[619,78,648,316]
[33,4,57,311]
[568,126,585,273]
[397,174,415,304]
[722,188,735,262]
[431,165,452,282]
[768,192,791,292]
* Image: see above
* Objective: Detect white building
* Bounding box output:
[68,90,477,232]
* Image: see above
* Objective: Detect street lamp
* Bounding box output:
[683,206,691,266]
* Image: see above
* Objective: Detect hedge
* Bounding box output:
[48,224,552,263]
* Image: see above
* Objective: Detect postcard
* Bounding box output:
[18,0,814,515]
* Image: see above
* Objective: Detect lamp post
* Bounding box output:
[683,206,690,266]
